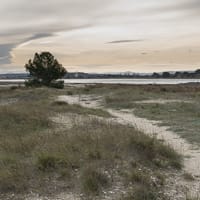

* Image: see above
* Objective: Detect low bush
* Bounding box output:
[122,186,159,200]
[128,168,151,185]
[0,87,182,198]
[49,80,65,89]
[80,166,109,194]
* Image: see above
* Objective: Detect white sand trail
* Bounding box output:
[56,94,200,199]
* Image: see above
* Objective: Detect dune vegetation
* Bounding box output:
[76,83,200,146]
[0,86,183,200]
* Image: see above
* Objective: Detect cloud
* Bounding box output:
[0,44,15,58]
[0,0,200,73]
[17,33,55,48]
[0,33,56,65]
[0,0,113,67]
[0,0,113,35]
[24,33,54,42]
[108,39,144,44]
[154,0,200,16]
[141,52,148,55]
[0,44,16,64]
[171,0,200,12]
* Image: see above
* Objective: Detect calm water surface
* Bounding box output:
[0,79,200,85]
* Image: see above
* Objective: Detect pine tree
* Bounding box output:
[25,52,67,88]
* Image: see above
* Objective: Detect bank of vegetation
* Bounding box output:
[0,87,182,199]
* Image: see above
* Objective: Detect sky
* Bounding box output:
[0,0,200,73]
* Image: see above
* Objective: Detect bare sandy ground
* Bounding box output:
[56,94,200,199]
[0,98,18,106]
[134,99,192,104]
[1,93,199,199]
[24,193,80,200]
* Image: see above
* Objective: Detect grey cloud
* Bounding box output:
[0,0,115,30]
[0,0,113,67]
[108,40,144,44]
[0,44,16,64]
[24,33,54,42]
[0,23,93,39]
[0,33,56,65]
[0,44,15,58]
[169,0,200,11]
[0,57,11,65]
[154,0,200,15]
[0,0,199,73]
[141,52,148,55]
[0,0,111,67]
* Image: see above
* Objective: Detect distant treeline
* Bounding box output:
[1,69,200,79]
[151,69,200,79]
[65,69,200,79]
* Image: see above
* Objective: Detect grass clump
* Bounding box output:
[0,103,51,135]
[128,131,182,169]
[77,84,200,146]
[52,100,69,106]
[81,166,109,194]
[121,186,161,200]
[0,118,181,195]
[37,154,68,171]
[127,168,151,185]
[133,102,200,145]
[0,86,183,199]
[52,101,112,118]
[183,172,195,181]
[0,162,30,192]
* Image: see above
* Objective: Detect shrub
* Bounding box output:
[126,186,158,200]
[25,79,42,88]
[25,52,67,88]
[183,172,195,181]
[128,168,151,185]
[37,154,67,171]
[81,166,109,194]
[0,163,29,192]
[52,100,68,106]
[67,91,73,95]
[37,155,58,171]
[49,80,65,89]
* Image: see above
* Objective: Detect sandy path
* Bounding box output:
[57,94,200,198]
[134,99,192,104]
[0,98,18,106]
[108,109,200,176]
[24,193,80,200]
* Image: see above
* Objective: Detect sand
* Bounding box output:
[56,94,200,199]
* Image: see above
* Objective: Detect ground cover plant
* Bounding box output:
[0,86,182,199]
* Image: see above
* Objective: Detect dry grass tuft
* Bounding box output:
[0,86,182,198]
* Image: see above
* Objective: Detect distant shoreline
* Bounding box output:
[1,78,200,86]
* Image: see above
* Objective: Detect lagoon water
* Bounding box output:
[0,79,200,85]
[63,78,200,85]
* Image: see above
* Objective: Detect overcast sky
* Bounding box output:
[0,0,200,73]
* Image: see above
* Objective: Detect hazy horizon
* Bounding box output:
[0,0,200,73]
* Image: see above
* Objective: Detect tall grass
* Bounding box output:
[0,87,182,198]
[0,115,182,196]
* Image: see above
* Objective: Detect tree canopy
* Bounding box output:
[25,52,67,88]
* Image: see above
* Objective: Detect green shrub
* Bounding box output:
[0,163,29,192]
[37,154,67,171]
[122,186,159,200]
[25,79,42,87]
[49,80,65,89]
[67,91,73,95]
[81,166,109,194]
[128,168,151,185]
[183,172,195,181]
[25,52,66,89]
[52,100,68,106]
[37,155,58,171]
